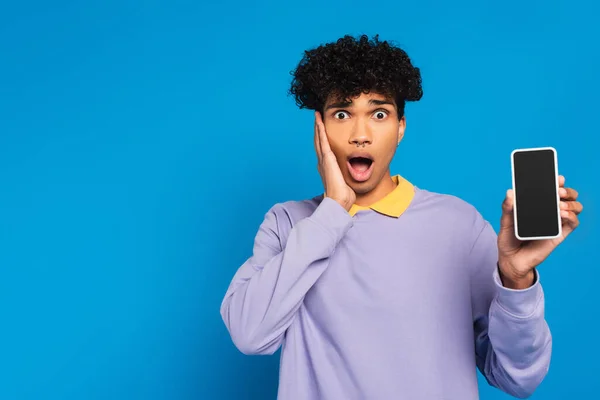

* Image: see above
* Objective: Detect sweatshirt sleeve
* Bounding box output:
[220,197,354,355]
[469,217,552,399]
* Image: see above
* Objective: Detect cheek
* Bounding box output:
[323,127,347,156]
[331,144,347,166]
[373,126,399,162]
[373,149,396,172]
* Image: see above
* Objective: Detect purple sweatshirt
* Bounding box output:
[220,177,551,399]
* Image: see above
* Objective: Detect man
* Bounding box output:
[220,34,583,399]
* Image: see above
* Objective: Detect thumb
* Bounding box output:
[500,189,515,231]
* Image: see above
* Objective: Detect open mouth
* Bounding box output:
[347,154,374,182]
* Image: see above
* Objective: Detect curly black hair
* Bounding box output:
[289,34,423,119]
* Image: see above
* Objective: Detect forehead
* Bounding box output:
[325,91,395,108]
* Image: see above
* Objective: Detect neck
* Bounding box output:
[354,171,397,206]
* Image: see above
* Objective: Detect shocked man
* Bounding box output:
[220,34,583,399]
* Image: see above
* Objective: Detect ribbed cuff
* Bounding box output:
[494,268,543,317]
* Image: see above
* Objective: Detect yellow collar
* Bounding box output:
[348,175,415,218]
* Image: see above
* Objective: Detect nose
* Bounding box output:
[348,122,372,147]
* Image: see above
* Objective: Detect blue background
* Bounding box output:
[1,1,598,399]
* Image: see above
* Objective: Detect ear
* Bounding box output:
[397,116,406,146]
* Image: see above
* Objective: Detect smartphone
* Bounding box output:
[510,147,562,240]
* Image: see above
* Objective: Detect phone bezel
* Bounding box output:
[510,146,562,241]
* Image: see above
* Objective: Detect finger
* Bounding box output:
[502,189,514,213]
[559,187,578,201]
[314,114,322,162]
[500,189,515,229]
[560,200,583,214]
[315,111,326,154]
[560,210,580,233]
[558,175,565,187]
[316,111,332,155]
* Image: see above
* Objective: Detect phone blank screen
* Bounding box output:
[513,149,560,238]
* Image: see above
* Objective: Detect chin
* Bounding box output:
[348,179,376,195]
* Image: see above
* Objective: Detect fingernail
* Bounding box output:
[561,210,569,217]
[560,188,567,196]
[560,201,567,209]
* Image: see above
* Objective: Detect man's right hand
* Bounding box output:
[314,111,356,211]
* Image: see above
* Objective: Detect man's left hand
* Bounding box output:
[497,175,583,289]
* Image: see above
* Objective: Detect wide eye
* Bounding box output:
[373,110,389,120]
[334,111,350,120]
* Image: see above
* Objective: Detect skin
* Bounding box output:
[498,179,583,288]
[315,92,405,207]
[314,91,584,289]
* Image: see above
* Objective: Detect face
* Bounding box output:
[322,92,406,197]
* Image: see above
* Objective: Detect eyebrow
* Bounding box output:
[325,99,395,110]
